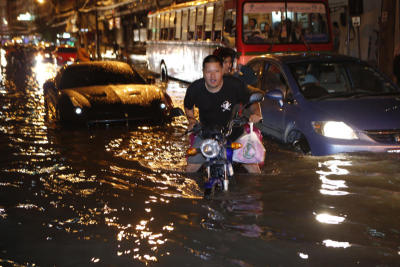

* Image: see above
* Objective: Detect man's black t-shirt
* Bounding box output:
[184,75,251,128]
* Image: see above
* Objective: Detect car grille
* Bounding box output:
[364,129,400,143]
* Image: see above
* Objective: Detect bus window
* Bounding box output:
[163,13,170,40]
[182,9,189,41]
[148,17,153,41]
[196,6,205,40]
[156,15,161,40]
[213,3,224,41]
[160,13,165,40]
[204,5,214,41]
[169,12,175,40]
[242,2,329,45]
[175,11,182,40]
[188,8,196,40]
[223,10,236,48]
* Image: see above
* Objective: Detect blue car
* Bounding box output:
[245,53,400,155]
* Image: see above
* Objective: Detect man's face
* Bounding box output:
[222,57,233,74]
[203,62,224,90]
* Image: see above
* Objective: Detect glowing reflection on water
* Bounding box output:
[315,156,352,251]
[315,213,346,224]
[323,239,351,248]
[317,156,351,196]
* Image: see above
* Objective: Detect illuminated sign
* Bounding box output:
[17,12,34,21]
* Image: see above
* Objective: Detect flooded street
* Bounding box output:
[0,59,400,266]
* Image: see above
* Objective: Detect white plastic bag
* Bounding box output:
[233,123,266,164]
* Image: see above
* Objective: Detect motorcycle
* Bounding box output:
[186,92,264,199]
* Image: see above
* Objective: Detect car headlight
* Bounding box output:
[74,107,83,115]
[35,54,43,64]
[200,139,220,158]
[312,121,358,140]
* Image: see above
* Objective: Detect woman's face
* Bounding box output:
[222,57,233,74]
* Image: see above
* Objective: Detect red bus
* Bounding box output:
[146,0,333,82]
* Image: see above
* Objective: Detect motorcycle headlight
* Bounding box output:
[312,121,358,140]
[200,139,220,158]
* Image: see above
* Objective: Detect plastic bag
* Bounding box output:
[233,123,266,164]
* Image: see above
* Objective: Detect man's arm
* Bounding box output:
[184,107,197,131]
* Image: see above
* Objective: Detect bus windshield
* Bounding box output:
[242,2,329,45]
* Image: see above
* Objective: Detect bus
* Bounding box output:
[146,0,333,83]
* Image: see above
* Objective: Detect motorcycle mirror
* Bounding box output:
[249,92,264,103]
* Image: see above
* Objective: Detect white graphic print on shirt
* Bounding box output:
[221,100,231,112]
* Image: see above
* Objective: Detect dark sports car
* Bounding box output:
[43,61,182,125]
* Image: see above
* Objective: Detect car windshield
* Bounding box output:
[243,2,329,45]
[288,61,399,100]
[59,64,146,89]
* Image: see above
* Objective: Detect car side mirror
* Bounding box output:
[170,107,185,117]
[266,89,284,107]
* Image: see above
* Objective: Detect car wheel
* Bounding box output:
[160,62,168,82]
[287,130,311,154]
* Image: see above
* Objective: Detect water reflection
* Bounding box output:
[323,239,351,248]
[317,156,350,196]
[315,213,345,224]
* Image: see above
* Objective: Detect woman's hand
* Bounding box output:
[187,118,198,131]
[249,113,262,123]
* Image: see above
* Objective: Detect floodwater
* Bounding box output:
[0,55,400,266]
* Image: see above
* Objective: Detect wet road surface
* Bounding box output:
[0,57,399,266]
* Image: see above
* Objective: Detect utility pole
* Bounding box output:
[378,0,396,76]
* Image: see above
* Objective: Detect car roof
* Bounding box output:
[63,61,133,73]
[249,52,362,65]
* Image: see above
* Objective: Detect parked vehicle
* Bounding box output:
[43,61,181,125]
[187,93,264,199]
[245,53,400,155]
[53,45,77,65]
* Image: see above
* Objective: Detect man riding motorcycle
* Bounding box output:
[184,55,263,173]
